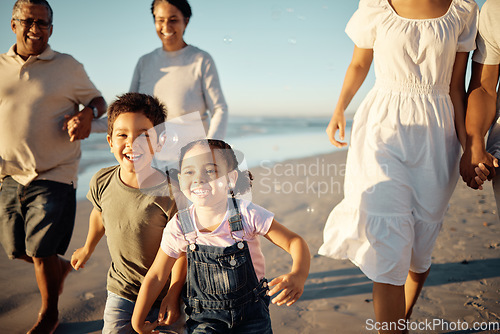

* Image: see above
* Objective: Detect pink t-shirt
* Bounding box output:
[160,199,274,280]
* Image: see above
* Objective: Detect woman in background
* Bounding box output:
[93,0,228,139]
[131,0,228,139]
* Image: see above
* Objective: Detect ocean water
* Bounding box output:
[77,116,352,200]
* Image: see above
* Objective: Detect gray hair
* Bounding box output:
[12,0,53,24]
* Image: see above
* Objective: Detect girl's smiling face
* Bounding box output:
[179,144,237,208]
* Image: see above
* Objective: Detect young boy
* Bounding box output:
[71,93,186,334]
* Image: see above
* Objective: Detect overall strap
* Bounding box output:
[227,193,247,245]
[228,193,244,233]
[177,207,197,245]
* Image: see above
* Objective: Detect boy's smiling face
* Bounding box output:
[107,112,159,187]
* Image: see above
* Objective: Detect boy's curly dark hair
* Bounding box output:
[107,93,166,137]
[177,139,253,195]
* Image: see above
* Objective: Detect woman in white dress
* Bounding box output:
[319,0,478,331]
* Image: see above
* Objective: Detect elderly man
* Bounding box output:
[0,0,106,333]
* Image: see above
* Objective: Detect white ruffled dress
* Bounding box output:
[318,0,478,285]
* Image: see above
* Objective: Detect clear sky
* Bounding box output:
[0,0,487,117]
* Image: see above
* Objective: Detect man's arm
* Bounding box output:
[460,61,500,189]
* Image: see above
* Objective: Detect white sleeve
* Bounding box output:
[457,0,479,53]
[201,54,228,139]
[472,1,500,65]
[243,201,275,236]
[129,58,141,93]
[91,116,108,133]
[345,0,384,49]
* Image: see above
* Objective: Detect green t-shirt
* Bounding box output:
[87,165,177,305]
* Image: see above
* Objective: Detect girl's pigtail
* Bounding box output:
[232,169,253,195]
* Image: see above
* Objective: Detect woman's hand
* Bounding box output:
[326,110,347,148]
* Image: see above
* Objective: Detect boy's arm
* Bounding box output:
[132,248,177,334]
[264,219,311,306]
[71,208,105,270]
[158,253,187,325]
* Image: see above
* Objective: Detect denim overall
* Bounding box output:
[178,198,273,334]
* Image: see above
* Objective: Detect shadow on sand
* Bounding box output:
[301,258,500,301]
[54,320,103,334]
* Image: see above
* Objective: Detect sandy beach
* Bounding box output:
[1,150,499,333]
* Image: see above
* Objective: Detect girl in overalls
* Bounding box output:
[132,139,310,334]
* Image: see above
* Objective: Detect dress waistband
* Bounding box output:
[375,80,449,95]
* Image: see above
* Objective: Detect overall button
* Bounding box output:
[189,244,196,251]
[237,242,244,249]
[263,281,268,288]
[229,259,237,266]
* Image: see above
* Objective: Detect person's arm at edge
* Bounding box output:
[129,58,141,93]
[132,248,178,334]
[206,106,228,140]
[71,208,105,270]
[201,54,228,140]
[264,219,311,306]
[460,61,500,189]
[327,46,373,147]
